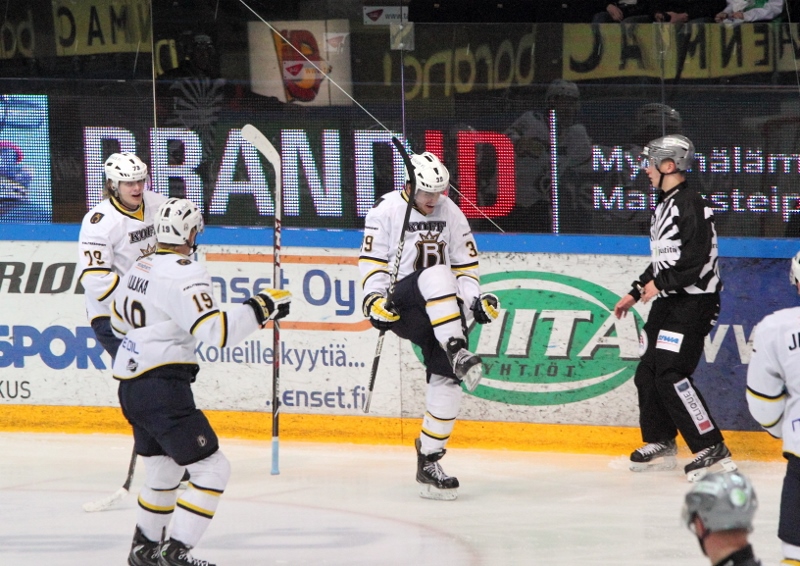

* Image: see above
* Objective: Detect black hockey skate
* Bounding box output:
[684,442,737,482]
[158,538,215,566]
[445,337,482,392]
[416,438,459,500]
[128,526,160,566]
[629,439,678,472]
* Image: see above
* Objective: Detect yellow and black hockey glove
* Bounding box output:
[362,292,400,330]
[246,288,291,325]
[471,293,500,324]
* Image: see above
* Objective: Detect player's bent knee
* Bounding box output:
[186,450,231,492]
[417,265,457,298]
[142,455,185,489]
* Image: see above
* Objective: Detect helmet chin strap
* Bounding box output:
[696,531,710,556]
[691,516,711,557]
[188,230,199,255]
[655,163,681,190]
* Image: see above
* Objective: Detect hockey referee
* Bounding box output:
[613,134,737,482]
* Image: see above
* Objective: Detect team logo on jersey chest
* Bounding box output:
[90,212,104,224]
[128,225,155,244]
[414,231,446,271]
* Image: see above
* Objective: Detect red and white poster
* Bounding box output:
[248,19,353,106]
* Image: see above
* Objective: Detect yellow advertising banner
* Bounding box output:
[52,0,151,56]
[564,23,779,81]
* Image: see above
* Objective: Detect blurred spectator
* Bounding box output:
[497,79,593,233]
[715,0,784,22]
[535,0,598,21]
[158,32,225,206]
[593,102,682,235]
[593,0,654,22]
[651,0,727,22]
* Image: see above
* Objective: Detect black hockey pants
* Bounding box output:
[634,293,724,453]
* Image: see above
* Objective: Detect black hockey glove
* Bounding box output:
[245,288,291,325]
[363,292,400,330]
[471,293,500,324]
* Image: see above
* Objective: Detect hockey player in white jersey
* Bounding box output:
[746,251,800,565]
[113,198,290,566]
[359,151,500,500]
[78,152,167,358]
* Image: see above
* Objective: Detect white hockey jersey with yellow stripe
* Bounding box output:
[110,250,260,380]
[77,191,167,323]
[746,305,800,456]
[359,190,481,312]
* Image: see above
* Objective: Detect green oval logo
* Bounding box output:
[464,271,643,406]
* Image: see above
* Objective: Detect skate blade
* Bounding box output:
[686,457,737,482]
[461,364,483,392]
[418,484,458,501]
[629,455,677,472]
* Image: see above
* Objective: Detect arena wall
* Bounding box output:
[0,226,791,460]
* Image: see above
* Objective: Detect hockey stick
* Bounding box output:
[241,124,283,475]
[82,447,136,512]
[363,137,417,414]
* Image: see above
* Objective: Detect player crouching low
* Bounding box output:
[359,151,500,500]
[112,198,290,566]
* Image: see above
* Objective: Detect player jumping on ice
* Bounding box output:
[359,151,500,500]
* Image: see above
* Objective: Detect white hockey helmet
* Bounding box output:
[682,471,757,534]
[155,197,204,246]
[104,152,149,194]
[790,250,800,287]
[642,134,694,172]
[405,151,450,195]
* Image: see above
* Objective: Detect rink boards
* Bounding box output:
[0,229,792,460]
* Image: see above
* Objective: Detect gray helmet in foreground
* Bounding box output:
[642,134,694,172]
[682,471,757,533]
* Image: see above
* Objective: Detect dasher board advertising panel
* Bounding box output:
[0,240,788,431]
[248,20,353,106]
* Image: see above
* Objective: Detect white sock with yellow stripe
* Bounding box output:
[419,373,463,454]
[137,455,185,543]
[170,451,231,547]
